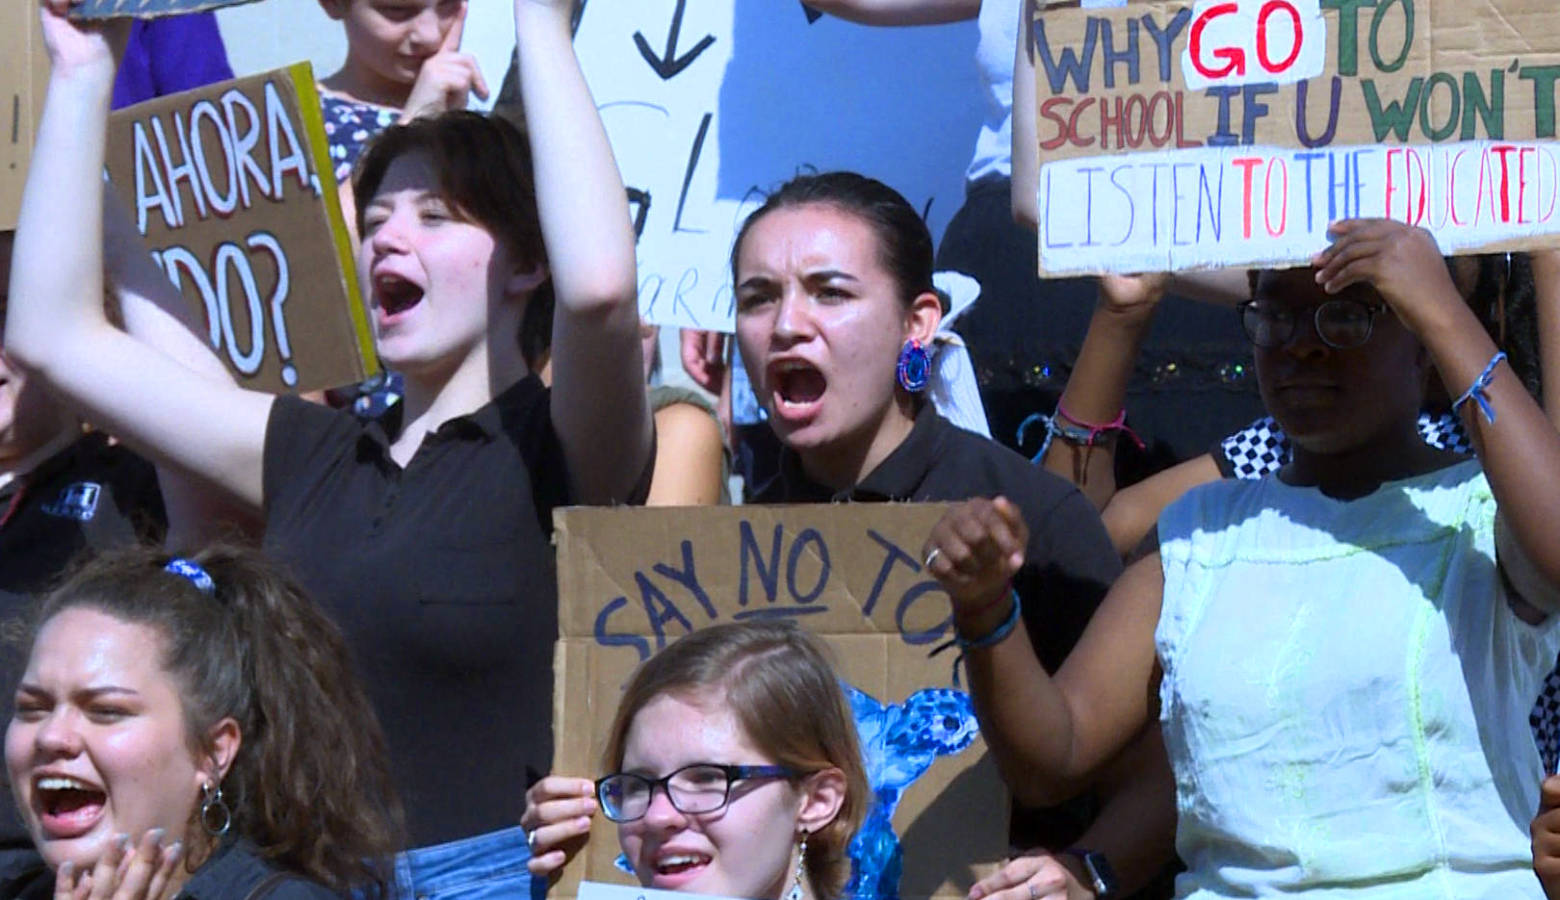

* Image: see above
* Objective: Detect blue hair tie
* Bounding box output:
[164,558,216,595]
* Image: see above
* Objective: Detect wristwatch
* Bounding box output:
[1063,848,1119,898]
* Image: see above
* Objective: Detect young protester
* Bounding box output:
[7,1,652,896]
[723,170,1175,897]
[926,220,1560,898]
[522,621,867,900]
[316,0,489,183]
[2,545,400,899]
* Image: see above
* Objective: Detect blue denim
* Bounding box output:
[383,825,543,900]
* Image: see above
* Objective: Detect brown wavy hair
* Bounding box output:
[600,621,869,900]
[25,545,403,893]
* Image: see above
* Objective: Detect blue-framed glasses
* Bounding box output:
[595,763,798,823]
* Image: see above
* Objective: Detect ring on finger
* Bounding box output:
[526,829,539,852]
[924,547,942,569]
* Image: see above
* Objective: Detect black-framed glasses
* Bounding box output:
[595,763,798,823]
[1238,298,1387,350]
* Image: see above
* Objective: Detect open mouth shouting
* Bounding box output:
[33,774,107,839]
[372,272,426,327]
[767,359,826,424]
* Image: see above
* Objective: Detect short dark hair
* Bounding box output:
[730,171,934,307]
[354,111,556,346]
[28,545,403,893]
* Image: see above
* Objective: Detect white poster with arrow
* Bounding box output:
[574,0,983,333]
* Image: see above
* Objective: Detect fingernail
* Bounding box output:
[115,833,131,850]
[146,828,166,844]
[166,842,183,863]
[58,861,73,879]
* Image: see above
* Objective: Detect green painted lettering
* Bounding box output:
[1362,76,1423,141]
[1419,72,1460,141]
[1320,0,1377,77]
[1461,69,1504,140]
[1369,0,1414,74]
[1519,65,1560,138]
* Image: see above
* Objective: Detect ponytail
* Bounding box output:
[28,545,403,893]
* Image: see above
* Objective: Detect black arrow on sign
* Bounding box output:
[802,3,823,23]
[634,0,716,81]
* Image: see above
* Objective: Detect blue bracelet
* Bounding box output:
[1452,351,1507,425]
[954,593,1022,651]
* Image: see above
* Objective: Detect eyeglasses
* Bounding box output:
[1238,298,1387,350]
[595,763,798,823]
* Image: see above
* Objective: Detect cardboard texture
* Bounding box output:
[554,504,1007,900]
[71,0,267,18]
[105,65,376,393]
[1,8,51,231]
[1032,0,1560,274]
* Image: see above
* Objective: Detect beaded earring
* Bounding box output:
[896,339,930,393]
[785,831,809,900]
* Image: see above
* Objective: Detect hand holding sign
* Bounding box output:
[1312,218,1457,335]
[401,1,490,121]
[38,0,128,75]
[521,776,599,880]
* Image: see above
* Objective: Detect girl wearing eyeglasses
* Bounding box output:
[521,621,868,900]
[925,219,1560,899]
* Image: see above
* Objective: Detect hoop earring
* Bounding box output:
[200,782,232,837]
[896,339,930,393]
[785,830,809,900]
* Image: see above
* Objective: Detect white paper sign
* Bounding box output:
[574,0,982,333]
[1179,0,1327,91]
[580,881,746,900]
[1038,139,1560,274]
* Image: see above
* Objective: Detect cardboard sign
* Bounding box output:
[554,504,1006,900]
[1032,0,1560,274]
[72,0,267,18]
[106,65,376,393]
[1,7,50,231]
[573,2,982,333]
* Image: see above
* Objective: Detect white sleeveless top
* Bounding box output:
[1156,461,1560,899]
[967,0,1127,184]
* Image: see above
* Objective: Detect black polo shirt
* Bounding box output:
[262,375,581,846]
[0,433,165,605]
[753,405,1123,847]
[0,432,166,859]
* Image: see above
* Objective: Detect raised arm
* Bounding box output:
[1039,274,1163,505]
[803,0,979,26]
[514,0,653,504]
[1316,221,1560,606]
[8,3,271,508]
[924,498,1164,803]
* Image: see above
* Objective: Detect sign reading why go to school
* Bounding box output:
[1033,0,1560,275]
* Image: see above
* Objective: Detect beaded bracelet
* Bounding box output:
[1452,351,1507,425]
[953,592,1022,651]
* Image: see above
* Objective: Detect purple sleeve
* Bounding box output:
[112,14,235,110]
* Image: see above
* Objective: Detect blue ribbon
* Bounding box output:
[1453,351,1507,425]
